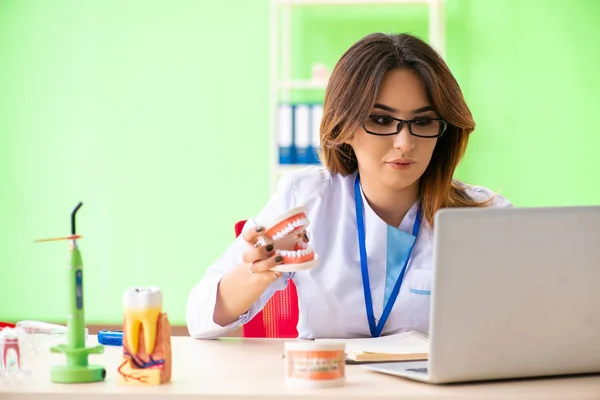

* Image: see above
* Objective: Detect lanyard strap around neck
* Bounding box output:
[354,174,421,337]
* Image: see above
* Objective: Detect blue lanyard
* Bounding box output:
[354,174,421,337]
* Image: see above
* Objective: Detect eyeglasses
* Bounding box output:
[363,115,447,138]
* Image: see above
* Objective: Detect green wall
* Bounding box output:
[449,0,600,206]
[0,0,271,325]
[1,0,599,327]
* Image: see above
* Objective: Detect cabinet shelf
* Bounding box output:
[276,164,320,175]
[277,80,327,90]
[276,0,433,5]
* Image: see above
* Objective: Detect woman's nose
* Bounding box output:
[393,124,415,152]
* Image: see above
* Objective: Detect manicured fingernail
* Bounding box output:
[265,244,274,252]
[255,226,264,232]
[275,256,283,263]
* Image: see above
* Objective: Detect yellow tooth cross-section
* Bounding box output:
[124,307,161,355]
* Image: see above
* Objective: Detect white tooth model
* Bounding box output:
[122,287,163,355]
[117,287,172,386]
[256,206,319,273]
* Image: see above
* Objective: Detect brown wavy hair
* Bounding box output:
[319,32,492,227]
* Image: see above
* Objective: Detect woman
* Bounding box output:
[186,33,511,340]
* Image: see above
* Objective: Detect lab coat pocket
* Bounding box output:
[408,269,433,332]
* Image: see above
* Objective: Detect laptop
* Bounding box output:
[363,206,600,384]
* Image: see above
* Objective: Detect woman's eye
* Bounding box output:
[413,118,433,126]
[370,116,394,126]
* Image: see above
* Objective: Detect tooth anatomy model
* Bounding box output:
[257,206,319,273]
[0,328,22,375]
[0,327,31,381]
[117,287,172,386]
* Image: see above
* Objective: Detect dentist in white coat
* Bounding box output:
[186,32,512,340]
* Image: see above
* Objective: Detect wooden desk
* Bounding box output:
[2,336,600,399]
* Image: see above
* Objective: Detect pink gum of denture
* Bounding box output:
[258,206,318,272]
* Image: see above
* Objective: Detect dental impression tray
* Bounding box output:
[117,287,172,386]
[257,206,319,273]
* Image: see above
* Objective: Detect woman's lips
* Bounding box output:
[386,159,415,170]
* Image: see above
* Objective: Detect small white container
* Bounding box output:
[284,341,346,389]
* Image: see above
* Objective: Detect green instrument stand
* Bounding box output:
[44,202,106,383]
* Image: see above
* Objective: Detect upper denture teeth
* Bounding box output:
[272,217,309,240]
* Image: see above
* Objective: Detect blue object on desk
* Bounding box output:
[98,330,123,346]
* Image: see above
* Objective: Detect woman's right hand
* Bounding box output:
[241,225,284,282]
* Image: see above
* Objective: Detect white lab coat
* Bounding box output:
[186,166,512,339]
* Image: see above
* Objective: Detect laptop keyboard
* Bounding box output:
[407,367,428,374]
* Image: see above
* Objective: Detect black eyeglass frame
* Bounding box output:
[363,116,448,138]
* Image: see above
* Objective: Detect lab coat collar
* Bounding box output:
[354,172,421,234]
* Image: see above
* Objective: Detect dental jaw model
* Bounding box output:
[117,287,171,386]
[257,206,318,272]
